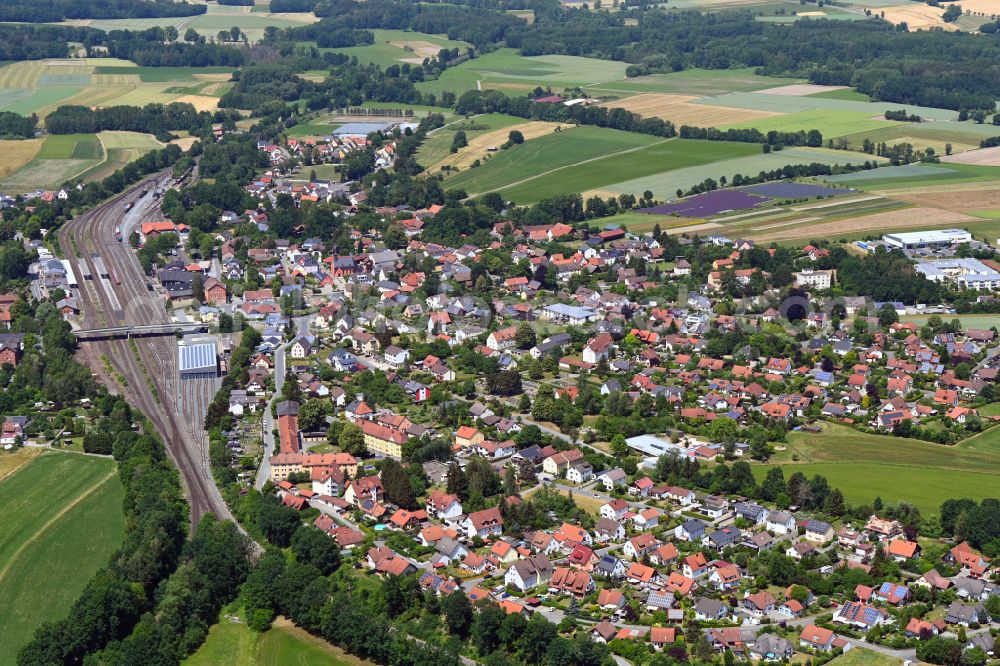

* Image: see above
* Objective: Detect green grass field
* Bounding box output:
[808,88,871,102]
[900,314,1000,330]
[602,146,868,199]
[444,125,658,194]
[323,29,471,69]
[186,614,372,666]
[721,108,899,138]
[0,86,83,115]
[825,163,1000,190]
[0,451,125,665]
[416,48,627,97]
[498,138,761,204]
[586,68,802,97]
[416,114,526,169]
[753,422,1000,515]
[828,648,901,666]
[93,66,234,83]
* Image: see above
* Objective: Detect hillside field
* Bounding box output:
[443,125,659,195]
[415,48,628,97]
[0,131,164,193]
[186,613,374,666]
[323,29,472,69]
[0,451,125,665]
[0,59,234,120]
[752,422,1000,514]
[498,139,761,204]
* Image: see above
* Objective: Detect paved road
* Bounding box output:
[255,344,285,490]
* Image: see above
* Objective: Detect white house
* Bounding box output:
[766,511,796,535]
[505,554,554,591]
[463,507,503,539]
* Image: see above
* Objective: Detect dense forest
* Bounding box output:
[0,0,206,23]
[0,24,97,60]
[279,0,1000,110]
[45,103,220,136]
[0,112,37,139]
[98,29,245,67]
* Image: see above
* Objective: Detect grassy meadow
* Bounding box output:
[752,422,1000,515]
[443,125,659,195]
[498,138,760,204]
[323,29,471,69]
[415,48,628,97]
[186,613,373,666]
[0,451,125,665]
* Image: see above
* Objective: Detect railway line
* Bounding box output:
[59,173,238,531]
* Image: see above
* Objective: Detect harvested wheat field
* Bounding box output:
[887,186,1000,211]
[881,4,954,30]
[941,147,1000,166]
[0,139,44,179]
[748,206,975,241]
[172,95,219,112]
[757,84,850,96]
[170,137,199,150]
[430,121,570,171]
[602,93,782,127]
[193,72,233,83]
[946,0,1000,14]
[390,41,446,59]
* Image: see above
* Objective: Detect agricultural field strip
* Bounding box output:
[599,146,867,197]
[495,138,761,203]
[788,194,882,210]
[703,91,958,120]
[0,466,117,586]
[445,126,661,195]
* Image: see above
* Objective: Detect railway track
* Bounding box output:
[59,173,239,531]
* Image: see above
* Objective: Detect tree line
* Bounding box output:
[0,0,205,23]
[44,103,220,136]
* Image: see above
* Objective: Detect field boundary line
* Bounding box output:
[0,468,117,586]
[0,450,41,485]
[466,137,674,197]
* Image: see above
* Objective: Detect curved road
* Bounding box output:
[60,173,238,530]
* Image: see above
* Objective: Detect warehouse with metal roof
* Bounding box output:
[179,343,218,380]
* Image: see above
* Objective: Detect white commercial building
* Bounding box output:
[883,229,972,250]
[915,258,1000,291]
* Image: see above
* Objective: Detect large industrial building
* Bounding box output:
[915,258,1000,291]
[882,229,972,250]
[179,343,219,380]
